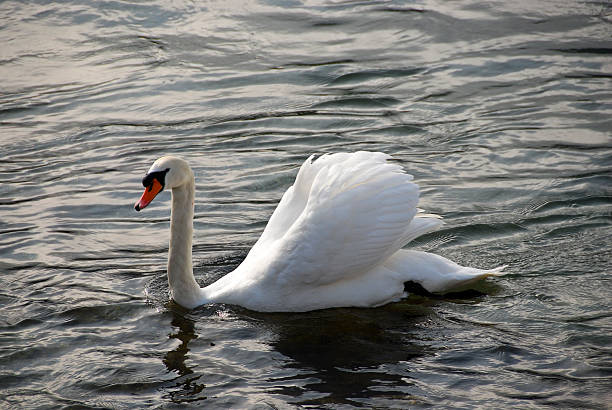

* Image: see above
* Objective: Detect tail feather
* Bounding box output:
[384,249,507,293]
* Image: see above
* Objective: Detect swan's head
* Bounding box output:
[134,156,192,211]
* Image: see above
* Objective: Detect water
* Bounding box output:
[1,0,611,408]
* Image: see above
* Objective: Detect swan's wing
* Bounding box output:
[249,151,421,287]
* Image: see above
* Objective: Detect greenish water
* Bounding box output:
[1,0,611,408]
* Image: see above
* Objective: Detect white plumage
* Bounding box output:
[135,152,505,312]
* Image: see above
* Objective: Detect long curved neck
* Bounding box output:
[168,175,205,308]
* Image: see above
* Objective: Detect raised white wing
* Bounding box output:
[245,151,422,287]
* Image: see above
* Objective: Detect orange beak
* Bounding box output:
[135,178,163,211]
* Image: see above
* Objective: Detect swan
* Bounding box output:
[134,152,505,312]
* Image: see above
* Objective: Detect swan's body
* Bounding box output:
[135,152,505,312]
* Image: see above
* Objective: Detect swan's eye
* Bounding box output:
[142,168,170,189]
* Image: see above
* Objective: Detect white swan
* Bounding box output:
[134,152,505,312]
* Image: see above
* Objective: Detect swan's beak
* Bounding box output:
[135,178,163,211]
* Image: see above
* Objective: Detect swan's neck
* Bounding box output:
[168,177,206,308]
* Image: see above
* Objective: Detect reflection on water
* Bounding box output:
[163,309,207,404]
[163,300,437,407]
[266,307,429,407]
[1,0,611,408]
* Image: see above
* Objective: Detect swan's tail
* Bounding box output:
[384,249,507,294]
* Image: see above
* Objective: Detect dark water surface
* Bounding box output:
[1,0,611,408]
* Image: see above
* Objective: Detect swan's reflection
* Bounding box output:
[161,295,441,406]
[163,307,197,375]
[247,301,434,406]
[163,306,206,403]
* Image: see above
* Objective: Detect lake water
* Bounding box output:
[1,0,611,408]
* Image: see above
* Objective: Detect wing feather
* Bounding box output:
[246,151,422,288]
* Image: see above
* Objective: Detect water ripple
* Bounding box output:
[1,0,611,408]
